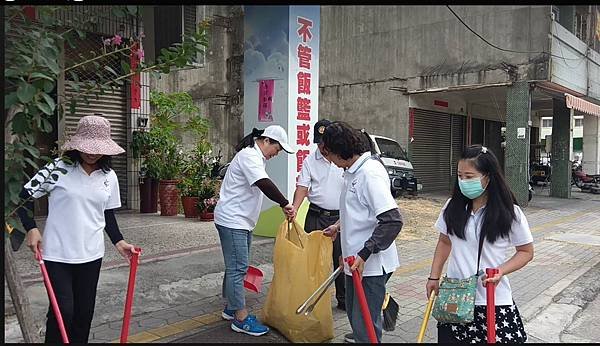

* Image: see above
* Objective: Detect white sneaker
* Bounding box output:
[344,332,355,343]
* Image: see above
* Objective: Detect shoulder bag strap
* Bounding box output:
[476,219,485,276]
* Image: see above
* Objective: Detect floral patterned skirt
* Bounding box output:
[437,303,527,343]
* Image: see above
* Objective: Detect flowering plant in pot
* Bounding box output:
[148,90,209,216]
[197,179,219,221]
[178,142,212,218]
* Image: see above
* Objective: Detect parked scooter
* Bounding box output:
[572,162,600,188]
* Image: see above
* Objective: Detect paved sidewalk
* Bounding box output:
[6,194,600,343]
[114,195,600,343]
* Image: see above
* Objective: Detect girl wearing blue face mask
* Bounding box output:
[426,144,534,343]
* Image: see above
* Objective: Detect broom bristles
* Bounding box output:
[382,294,399,331]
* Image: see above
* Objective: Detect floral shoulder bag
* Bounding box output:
[432,230,485,324]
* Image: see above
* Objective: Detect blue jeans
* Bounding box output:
[216,224,252,311]
[345,271,392,343]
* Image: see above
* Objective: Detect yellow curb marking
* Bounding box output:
[145,324,185,338]
[119,209,594,343]
[123,331,161,343]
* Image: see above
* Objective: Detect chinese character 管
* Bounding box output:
[296,149,310,172]
[297,17,313,43]
[297,72,311,94]
[296,124,310,146]
[297,97,311,121]
[297,44,312,69]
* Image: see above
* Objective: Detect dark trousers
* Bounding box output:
[304,207,345,305]
[43,258,102,343]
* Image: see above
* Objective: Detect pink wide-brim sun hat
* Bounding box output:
[61,115,125,156]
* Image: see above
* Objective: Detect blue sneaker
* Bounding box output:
[222,307,236,321]
[231,315,269,336]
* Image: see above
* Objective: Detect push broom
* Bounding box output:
[486,268,499,344]
[36,245,70,343]
[345,256,378,343]
[120,247,142,343]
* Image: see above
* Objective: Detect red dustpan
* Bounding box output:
[244,266,264,293]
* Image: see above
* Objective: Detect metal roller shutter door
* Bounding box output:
[64,84,128,209]
[412,109,452,192]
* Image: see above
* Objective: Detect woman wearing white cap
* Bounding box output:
[215,125,295,337]
[17,114,138,343]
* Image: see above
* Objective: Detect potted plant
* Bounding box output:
[197,179,219,221]
[147,90,210,217]
[132,130,159,213]
[178,141,213,218]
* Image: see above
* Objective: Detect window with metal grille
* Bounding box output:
[575,118,583,127]
[542,119,553,128]
[154,5,205,67]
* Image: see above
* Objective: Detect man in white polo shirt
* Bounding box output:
[292,119,346,310]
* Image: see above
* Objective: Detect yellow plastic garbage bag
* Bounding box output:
[261,220,334,343]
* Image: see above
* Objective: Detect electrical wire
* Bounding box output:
[552,20,588,69]
[446,5,585,61]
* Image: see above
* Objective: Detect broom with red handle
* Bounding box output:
[120,247,142,343]
[35,245,70,343]
[345,256,378,344]
[486,268,499,344]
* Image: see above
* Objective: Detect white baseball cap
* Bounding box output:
[263,125,295,154]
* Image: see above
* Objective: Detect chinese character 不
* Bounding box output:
[297,72,311,94]
[297,17,313,43]
[296,149,310,172]
[296,123,310,146]
[297,97,311,121]
[297,44,312,69]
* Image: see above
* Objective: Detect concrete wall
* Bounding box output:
[550,21,600,99]
[149,6,244,162]
[319,81,410,148]
[319,5,551,149]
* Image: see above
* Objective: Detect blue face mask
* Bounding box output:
[458,176,486,199]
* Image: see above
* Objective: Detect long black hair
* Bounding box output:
[63,150,113,173]
[443,144,518,244]
[235,127,281,152]
[322,121,370,160]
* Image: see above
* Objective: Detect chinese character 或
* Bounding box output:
[296,124,311,146]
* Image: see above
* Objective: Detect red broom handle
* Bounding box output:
[486,268,499,344]
[36,245,70,344]
[120,247,142,343]
[345,256,378,344]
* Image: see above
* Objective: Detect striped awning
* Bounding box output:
[565,93,600,117]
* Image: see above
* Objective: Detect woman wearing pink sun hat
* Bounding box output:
[17,114,138,343]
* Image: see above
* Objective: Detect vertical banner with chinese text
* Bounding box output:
[289,6,320,201]
[244,6,319,237]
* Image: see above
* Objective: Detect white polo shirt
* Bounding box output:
[23,158,121,264]
[214,144,270,231]
[340,152,400,277]
[297,149,344,210]
[434,199,534,306]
